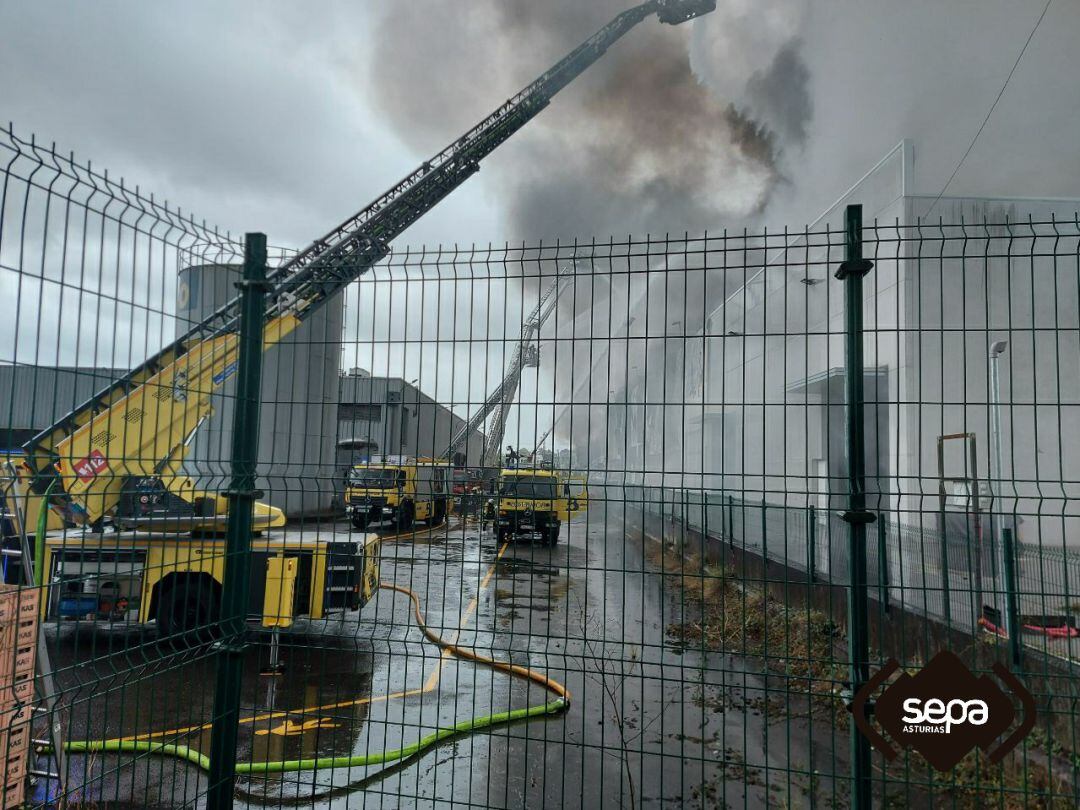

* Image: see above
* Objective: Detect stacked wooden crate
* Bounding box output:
[0,585,38,809]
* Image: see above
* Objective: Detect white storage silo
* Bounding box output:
[176,263,343,518]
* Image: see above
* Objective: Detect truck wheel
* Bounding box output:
[429,501,446,527]
[497,526,510,543]
[157,580,219,643]
[547,523,561,546]
[351,513,369,531]
[397,503,415,531]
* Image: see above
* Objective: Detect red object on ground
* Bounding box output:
[978,615,1079,638]
[978,616,1008,637]
[1023,623,1080,638]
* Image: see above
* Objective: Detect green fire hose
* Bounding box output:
[60,697,566,774]
[45,574,571,778]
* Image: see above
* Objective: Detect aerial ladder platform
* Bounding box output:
[15,0,716,530]
[444,265,576,470]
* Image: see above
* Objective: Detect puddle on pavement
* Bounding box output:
[54,631,379,801]
[381,541,467,566]
[242,637,376,766]
[489,557,574,622]
[492,555,561,579]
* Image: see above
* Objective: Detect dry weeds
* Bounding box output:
[650,535,1078,809]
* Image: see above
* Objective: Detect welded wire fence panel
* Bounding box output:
[3,119,1080,810]
[0,124,252,808]
[637,211,1080,807]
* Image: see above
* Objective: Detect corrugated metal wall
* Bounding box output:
[337,373,485,467]
[0,366,125,448]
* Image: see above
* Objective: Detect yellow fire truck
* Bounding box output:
[345,457,449,531]
[4,314,382,636]
[39,528,379,635]
[490,469,588,545]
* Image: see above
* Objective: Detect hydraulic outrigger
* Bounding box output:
[16,0,716,533]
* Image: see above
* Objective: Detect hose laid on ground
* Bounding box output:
[379,581,570,703]
[62,698,564,775]
[50,571,570,776]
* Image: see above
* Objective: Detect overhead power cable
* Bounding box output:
[926,0,1053,216]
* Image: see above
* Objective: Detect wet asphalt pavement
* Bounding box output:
[41,504,847,809]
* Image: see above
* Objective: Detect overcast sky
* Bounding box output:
[3,1,1078,248]
[0,1,503,250]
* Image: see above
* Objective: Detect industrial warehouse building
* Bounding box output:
[337,368,485,469]
[583,141,1080,583]
[176,261,343,517]
[0,364,482,518]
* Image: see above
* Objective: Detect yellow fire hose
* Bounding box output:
[50,547,571,777]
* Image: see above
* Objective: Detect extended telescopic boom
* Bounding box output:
[443,263,575,464]
[21,0,716,526]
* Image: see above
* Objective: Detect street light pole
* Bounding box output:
[988,340,1011,640]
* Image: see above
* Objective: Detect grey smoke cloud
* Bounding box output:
[744,41,813,145]
[689,0,811,145]
[366,0,811,447]
[369,0,812,240]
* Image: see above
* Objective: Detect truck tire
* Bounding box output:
[397,502,415,531]
[351,513,369,531]
[429,500,446,527]
[157,579,219,643]
[497,526,510,543]
[547,522,561,546]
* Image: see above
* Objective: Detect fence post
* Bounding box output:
[761,498,768,560]
[939,513,953,627]
[878,514,890,614]
[1002,526,1022,670]
[727,494,734,549]
[836,204,874,810]
[808,505,817,584]
[207,233,268,809]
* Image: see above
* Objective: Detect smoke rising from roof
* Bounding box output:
[689,0,811,146]
[370,0,812,240]
[366,1,812,449]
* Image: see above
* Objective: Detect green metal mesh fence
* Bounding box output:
[2,123,1079,808]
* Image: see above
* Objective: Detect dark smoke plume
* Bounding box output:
[366,1,812,450]
[370,1,811,240]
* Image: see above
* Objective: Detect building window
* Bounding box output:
[341,404,382,422]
